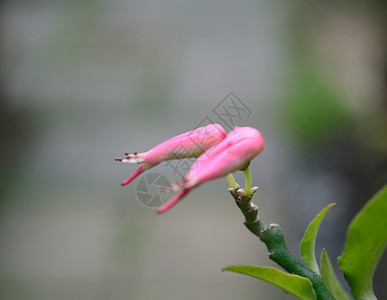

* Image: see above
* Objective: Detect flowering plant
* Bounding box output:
[116,125,387,300]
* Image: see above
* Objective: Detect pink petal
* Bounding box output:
[157,188,192,214]
[121,165,146,186]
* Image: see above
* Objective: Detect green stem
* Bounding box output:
[226,173,237,189]
[234,193,263,237]
[262,225,335,300]
[243,167,252,196]
[229,190,335,300]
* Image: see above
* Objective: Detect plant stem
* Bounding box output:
[233,193,263,238]
[229,190,335,300]
[226,173,237,189]
[261,225,335,300]
[243,167,252,196]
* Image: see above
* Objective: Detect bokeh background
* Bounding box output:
[1,1,386,299]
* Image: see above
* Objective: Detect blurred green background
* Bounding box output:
[1,1,386,299]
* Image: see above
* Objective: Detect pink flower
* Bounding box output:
[115,124,226,186]
[157,126,264,214]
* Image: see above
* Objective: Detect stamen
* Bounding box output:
[117,157,145,164]
[120,152,146,163]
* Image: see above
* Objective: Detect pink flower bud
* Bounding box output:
[116,124,226,186]
[157,127,264,214]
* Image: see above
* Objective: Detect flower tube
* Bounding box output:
[116,124,226,186]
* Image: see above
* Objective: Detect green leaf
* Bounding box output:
[300,203,336,273]
[223,265,317,300]
[338,184,387,300]
[320,249,351,300]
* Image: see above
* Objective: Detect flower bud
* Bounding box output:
[116,124,226,186]
[157,127,264,213]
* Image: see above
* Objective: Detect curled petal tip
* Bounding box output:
[121,166,146,186]
[157,189,191,214]
[121,180,131,186]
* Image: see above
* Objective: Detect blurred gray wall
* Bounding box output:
[1,1,386,299]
